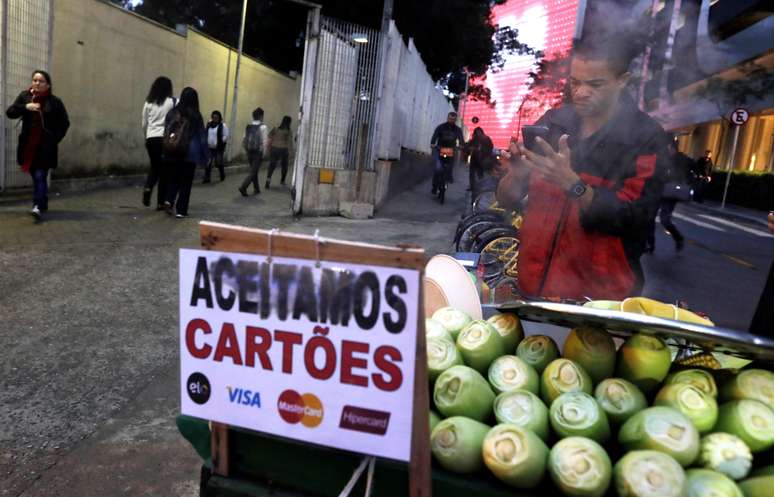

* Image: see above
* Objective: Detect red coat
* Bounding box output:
[518,95,669,301]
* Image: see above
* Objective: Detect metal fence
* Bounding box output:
[306,16,381,171]
[0,0,53,191]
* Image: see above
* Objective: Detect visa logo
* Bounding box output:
[227,387,261,408]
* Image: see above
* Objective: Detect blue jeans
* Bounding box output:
[32,168,48,210]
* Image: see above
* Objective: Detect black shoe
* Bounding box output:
[142,189,151,207]
[220,175,225,182]
[238,187,248,197]
[675,239,684,252]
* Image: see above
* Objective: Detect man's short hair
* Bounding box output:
[573,31,641,76]
[253,107,264,120]
[448,112,458,117]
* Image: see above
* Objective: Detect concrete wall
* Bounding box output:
[374,21,453,160]
[51,0,301,177]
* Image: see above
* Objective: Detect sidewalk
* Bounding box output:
[0,161,465,497]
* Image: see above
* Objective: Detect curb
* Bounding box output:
[0,163,251,204]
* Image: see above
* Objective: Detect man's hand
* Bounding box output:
[521,135,579,192]
[26,103,41,112]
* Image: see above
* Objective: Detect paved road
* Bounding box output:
[0,162,466,497]
[2,163,771,496]
[642,202,773,330]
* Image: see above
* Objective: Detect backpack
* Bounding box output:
[163,109,191,160]
[243,124,263,154]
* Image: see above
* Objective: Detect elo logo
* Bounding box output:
[187,372,211,405]
[277,389,323,428]
[227,386,261,408]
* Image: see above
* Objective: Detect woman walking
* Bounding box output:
[5,70,70,221]
[141,76,176,209]
[265,115,293,189]
[204,110,229,183]
[163,87,208,218]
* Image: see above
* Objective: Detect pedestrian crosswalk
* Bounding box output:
[672,210,774,238]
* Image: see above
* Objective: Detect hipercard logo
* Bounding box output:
[277,389,323,428]
[227,386,261,408]
[339,406,391,435]
[187,372,211,405]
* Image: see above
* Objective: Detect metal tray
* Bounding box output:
[497,300,774,364]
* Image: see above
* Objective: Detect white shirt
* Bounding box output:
[207,123,230,148]
[141,97,176,139]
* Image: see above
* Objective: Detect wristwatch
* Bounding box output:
[567,180,588,198]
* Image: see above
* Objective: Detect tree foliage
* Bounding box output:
[114,0,534,104]
[694,62,774,122]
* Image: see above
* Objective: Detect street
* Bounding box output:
[1,165,772,496]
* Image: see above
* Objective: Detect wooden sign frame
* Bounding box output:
[198,221,432,497]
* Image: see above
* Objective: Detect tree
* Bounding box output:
[693,62,774,123]
[113,0,533,104]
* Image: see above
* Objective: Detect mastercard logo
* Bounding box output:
[277,389,324,428]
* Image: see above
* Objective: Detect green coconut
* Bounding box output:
[665,369,718,397]
[516,335,559,373]
[486,313,524,352]
[616,334,672,394]
[456,320,506,374]
[739,475,774,497]
[549,392,611,443]
[613,450,686,497]
[713,399,774,453]
[425,318,453,342]
[488,355,539,395]
[654,383,719,434]
[427,336,463,382]
[431,307,472,340]
[618,406,700,467]
[482,423,549,489]
[433,365,495,422]
[540,358,593,405]
[719,369,774,407]
[684,469,743,497]
[562,327,616,384]
[548,436,612,497]
[594,378,648,425]
[493,389,549,441]
[430,416,490,474]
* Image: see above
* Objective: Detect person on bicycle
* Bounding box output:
[496,32,669,301]
[430,111,464,195]
[466,127,494,194]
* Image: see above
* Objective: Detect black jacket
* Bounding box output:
[431,122,464,148]
[6,90,70,170]
[518,93,670,299]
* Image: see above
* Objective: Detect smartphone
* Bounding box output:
[521,125,550,154]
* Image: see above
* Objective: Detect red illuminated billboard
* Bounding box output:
[463,0,581,148]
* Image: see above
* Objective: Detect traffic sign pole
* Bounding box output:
[720,108,749,209]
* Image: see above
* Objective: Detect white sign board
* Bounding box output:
[731,108,749,125]
[179,249,420,462]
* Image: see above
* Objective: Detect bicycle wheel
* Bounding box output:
[458,221,505,252]
[473,191,499,213]
[481,236,520,280]
[454,212,506,247]
[471,226,519,253]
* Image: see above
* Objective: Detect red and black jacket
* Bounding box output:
[518,94,669,301]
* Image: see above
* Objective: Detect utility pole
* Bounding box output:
[228,0,249,161]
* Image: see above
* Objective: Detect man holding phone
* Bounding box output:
[497,33,669,300]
